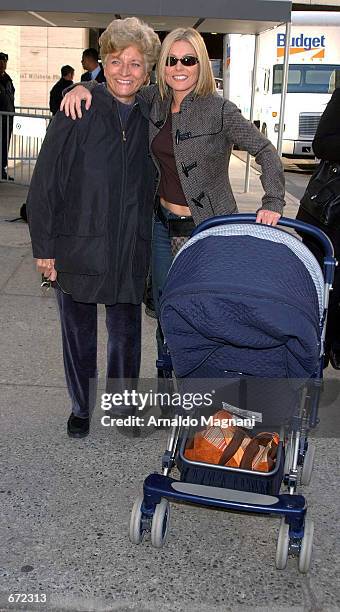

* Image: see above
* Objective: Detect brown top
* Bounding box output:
[151,113,187,205]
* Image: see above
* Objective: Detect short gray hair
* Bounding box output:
[100,17,161,73]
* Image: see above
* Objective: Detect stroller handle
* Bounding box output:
[192,214,335,259]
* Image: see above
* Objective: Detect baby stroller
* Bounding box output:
[129,214,335,573]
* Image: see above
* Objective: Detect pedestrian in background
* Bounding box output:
[0,52,15,181]
[49,65,75,115]
[297,87,340,369]
[81,48,106,83]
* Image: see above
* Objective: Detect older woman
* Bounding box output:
[61,26,285,372]
[27,18,161,438]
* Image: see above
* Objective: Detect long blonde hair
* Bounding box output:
[156,28,215,99]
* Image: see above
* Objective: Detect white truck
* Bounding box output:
[225,13,340,156]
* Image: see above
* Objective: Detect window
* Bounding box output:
[272,64,340,94]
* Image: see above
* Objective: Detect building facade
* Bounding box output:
[0,25,88,108]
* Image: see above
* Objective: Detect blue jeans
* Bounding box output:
[151,205,189,363]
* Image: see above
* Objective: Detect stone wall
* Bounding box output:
[0,25,88,108]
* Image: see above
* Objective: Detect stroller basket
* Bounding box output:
[177,430,284,496]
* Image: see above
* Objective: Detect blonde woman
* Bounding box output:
[61,26,285,373]
[27,18,160,437]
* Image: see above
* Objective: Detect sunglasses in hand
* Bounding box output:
[40,273,56,293]
[166,55,199,67]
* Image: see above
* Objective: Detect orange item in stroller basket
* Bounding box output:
[184,410,279,472]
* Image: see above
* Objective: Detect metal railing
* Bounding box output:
[0,109,52,185]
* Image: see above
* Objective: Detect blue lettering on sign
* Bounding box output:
[277,33,326,50]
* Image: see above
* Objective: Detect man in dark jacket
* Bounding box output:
[80,48,106,83]
[27,17,160,439]
[0,52,15,180]
[49,65,74,115]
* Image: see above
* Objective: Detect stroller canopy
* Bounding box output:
[160,224,324,379]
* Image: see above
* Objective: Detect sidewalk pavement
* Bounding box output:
[0,156,339,612]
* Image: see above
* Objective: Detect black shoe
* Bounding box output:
[67,413,89,438]
[330,348,340,370]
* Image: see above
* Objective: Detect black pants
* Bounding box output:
[55,288,141,418]
[1,115,13,171]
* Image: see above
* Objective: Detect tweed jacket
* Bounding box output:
[142,86,285,225]
[73,81,286,225]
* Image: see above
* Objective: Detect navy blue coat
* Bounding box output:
[27,86,155,304]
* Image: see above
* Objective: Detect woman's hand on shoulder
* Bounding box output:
[60,85,92,120]
[256,210,281,226]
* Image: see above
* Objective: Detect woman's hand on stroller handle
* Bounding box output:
[256,210,281,226]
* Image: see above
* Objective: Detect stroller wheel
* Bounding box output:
[129,495,147,545]
[300,442,316,486]
[151,498,170,548]
[298,518,314,573]
[276,518,290,570]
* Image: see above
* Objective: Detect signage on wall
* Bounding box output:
[20,73,59,80]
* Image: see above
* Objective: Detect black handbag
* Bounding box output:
[299,160,340,227]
